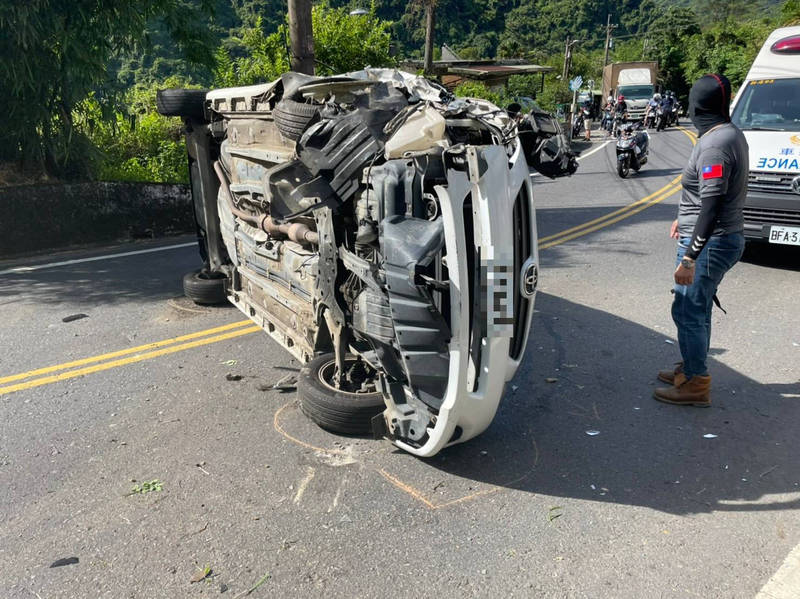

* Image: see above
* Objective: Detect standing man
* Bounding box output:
[654,74,748,407]
[582,97,594,141]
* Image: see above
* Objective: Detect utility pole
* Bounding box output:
[288,0,314,75]
[563,38,579,81]
[603,14,617,66]
[423,1,436,76]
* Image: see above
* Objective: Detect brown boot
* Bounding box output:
[653,373,711,407]
[657,361,684,385]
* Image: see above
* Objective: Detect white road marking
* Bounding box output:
[757,541,800,599]
[530,140,612,178]
[292,466,316,505]
[0,242,197,275]
[576,139,613,161]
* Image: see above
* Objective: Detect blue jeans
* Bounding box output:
[672,233,745,378]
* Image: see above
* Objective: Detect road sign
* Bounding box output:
[569,76,583,92]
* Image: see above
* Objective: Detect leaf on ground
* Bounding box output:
[548,506,563,522]
[128,479,163,495]
[190,564,213,583]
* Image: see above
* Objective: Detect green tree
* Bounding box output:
[0,0,216,178]
[313,2,395,75]
[643,6,701,99]
[682,19,773,90]
[214,1,395,87]
[781,0,800,24]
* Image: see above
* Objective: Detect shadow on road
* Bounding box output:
[741,242,800,272]
[630,166,683,179]
[422,292,800,515]
[0,246,203,305]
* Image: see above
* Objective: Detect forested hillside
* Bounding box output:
[1,0,797,182]
[112,0,785,87]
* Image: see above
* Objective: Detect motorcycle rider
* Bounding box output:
[645,93,662,128]
[602,95,615,135]
[660,92,675,125]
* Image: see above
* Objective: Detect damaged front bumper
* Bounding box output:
[389,142,538,457]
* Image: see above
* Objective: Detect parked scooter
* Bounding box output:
[572,110,584,138]
[572,104,591,138]
[616,122,650,178]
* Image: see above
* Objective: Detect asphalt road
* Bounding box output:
[2,126,799,599]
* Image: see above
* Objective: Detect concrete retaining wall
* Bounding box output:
[0,182,194,257]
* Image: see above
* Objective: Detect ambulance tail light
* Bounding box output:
[771,35,800,54]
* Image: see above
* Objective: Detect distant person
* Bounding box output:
[612,95,628,135]
[654,74,748,407]
[582,98,594,141]
[615,94,628,116]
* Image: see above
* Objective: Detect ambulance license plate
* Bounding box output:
[769,225,800,246]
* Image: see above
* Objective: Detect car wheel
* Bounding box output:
[273,98,319,141]
[156,89,208,120]
[298,353,385,435]
[182,269,228,305]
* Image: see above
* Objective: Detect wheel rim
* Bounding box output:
[317,358,378,395]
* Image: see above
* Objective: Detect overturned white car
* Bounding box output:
[157,69,572,457]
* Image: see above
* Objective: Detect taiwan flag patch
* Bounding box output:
[702,164,723,179]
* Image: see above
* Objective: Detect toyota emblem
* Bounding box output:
[520,258,538,298]
[792,176,800,195]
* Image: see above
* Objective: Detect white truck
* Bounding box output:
[602,61,659,121]
[730,25,800,247]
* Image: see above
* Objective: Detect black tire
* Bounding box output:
[298,353,385,436]
[182,269,228,305]
[273,98,319,141]
[156,89,208,120]
[617,159,630,178]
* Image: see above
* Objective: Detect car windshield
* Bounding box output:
[618,85,653,99]
[732,78,800,132]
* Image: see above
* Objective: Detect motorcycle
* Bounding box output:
[572,105,591,138]
[644,108,656,129]
[601,107,613,133]
[670,102,680,126]
[655,106,666,131]
[612,112,626,137]
[616,122,650,178]
[572,110,584,138]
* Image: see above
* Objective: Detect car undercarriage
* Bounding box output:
[158,69,576,457]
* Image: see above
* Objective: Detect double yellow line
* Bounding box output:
[0,320,260,396]
[0,127,698,397]
[539,126,697,250]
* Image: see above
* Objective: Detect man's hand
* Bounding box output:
[674,263,695,285]
[670,219,679,239]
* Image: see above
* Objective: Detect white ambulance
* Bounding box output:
[730,25,800,246]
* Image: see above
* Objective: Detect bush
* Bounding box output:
[84,79,192,183]
[453,81,508,107]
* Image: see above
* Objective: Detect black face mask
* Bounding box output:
[688,74,732,137]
